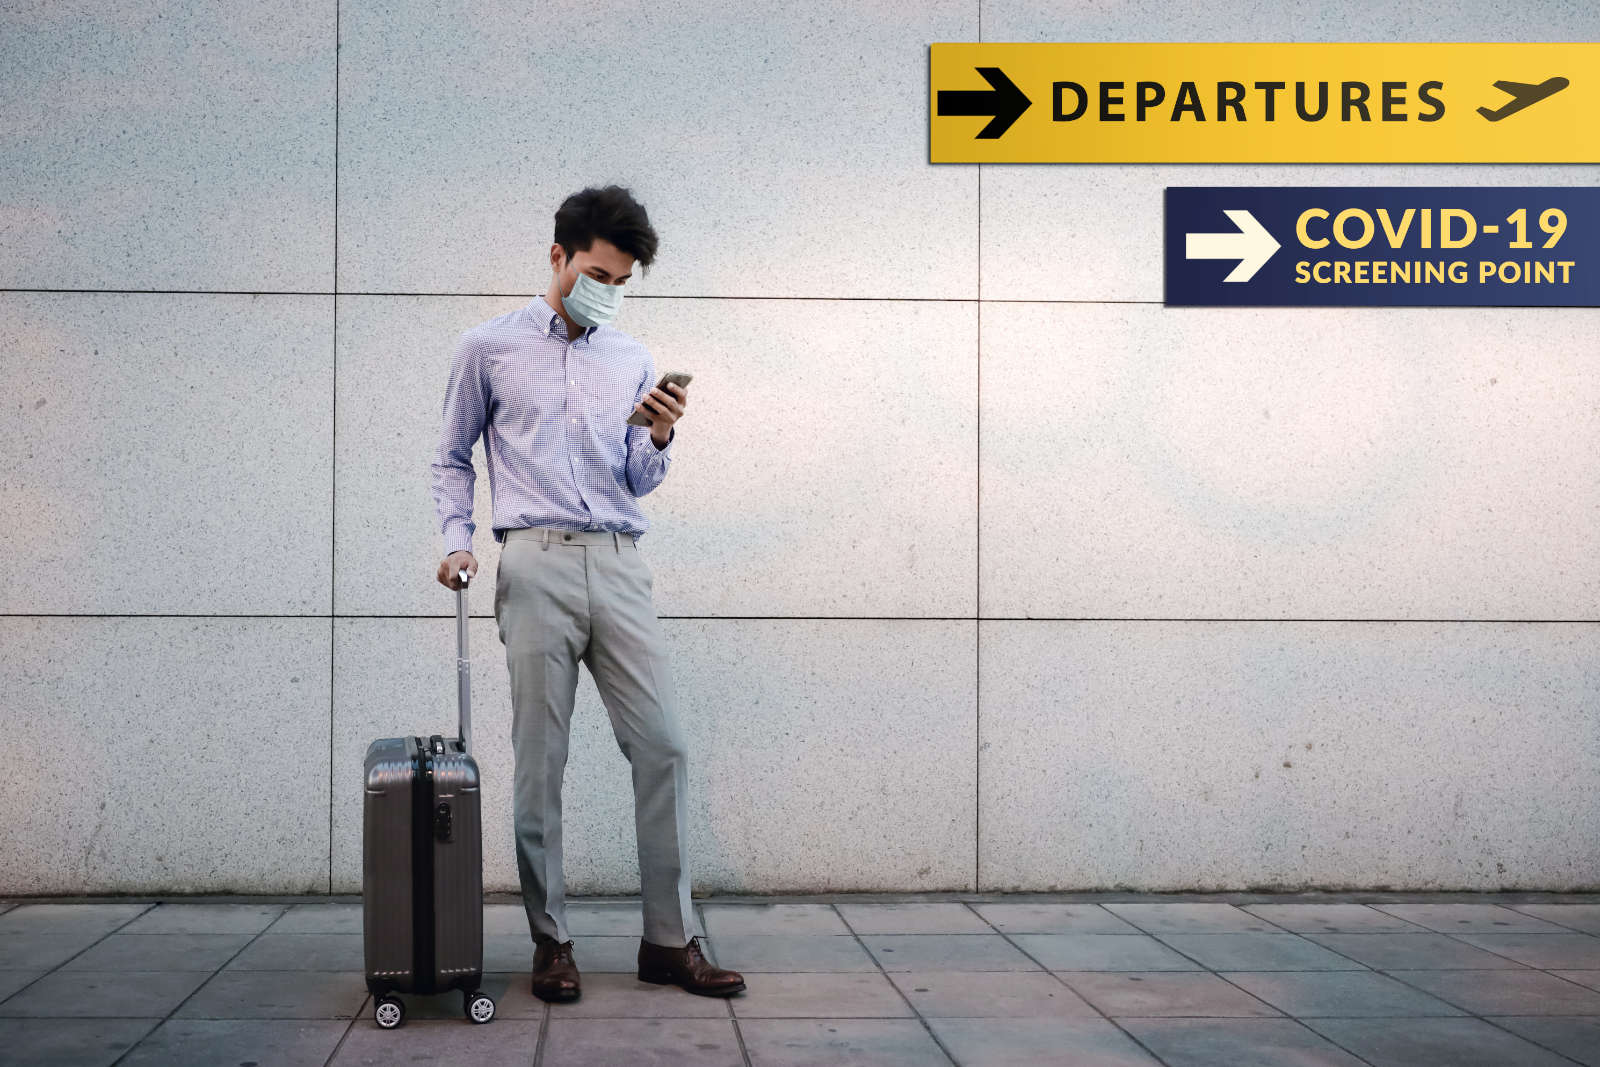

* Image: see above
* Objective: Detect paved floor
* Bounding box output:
[1,891,1599,1065]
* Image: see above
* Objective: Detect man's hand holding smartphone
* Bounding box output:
[630,371,692,444]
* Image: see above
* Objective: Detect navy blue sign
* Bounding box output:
[1164,187,1597,307]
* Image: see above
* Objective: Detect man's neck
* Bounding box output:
[544,291,590,343]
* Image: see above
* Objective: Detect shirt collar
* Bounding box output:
[532,293,595,343]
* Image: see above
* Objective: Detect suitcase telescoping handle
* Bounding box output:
[454,568,472,755]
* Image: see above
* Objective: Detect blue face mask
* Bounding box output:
[560,262,624,328]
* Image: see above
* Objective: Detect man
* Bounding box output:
[428,184,743,1002]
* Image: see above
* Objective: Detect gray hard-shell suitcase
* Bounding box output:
[362,566,495,1029]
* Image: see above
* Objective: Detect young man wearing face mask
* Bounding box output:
[428,185,743,1002]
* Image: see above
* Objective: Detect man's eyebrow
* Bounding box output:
[590,267,632,280]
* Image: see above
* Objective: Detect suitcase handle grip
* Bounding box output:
[454,570,472,755]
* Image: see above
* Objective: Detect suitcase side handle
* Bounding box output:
[455,569,472,755]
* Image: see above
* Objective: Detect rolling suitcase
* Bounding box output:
[362,566,495,1029]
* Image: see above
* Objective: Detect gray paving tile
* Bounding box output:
[1155,933,1369,971]
[1508,904,1600,935]
[1118,1017,1370,1066]
[0,932,105,970]
[487,934,657,974]
[0,970,44,1001]
[837,903,991,934]
[1453,932,1600,969]
[0,903,151,936]
[1052,971,1282,1018]
[1219,970,1470,1017]
[331,1019,544,1066]
[563,903,647,936]
[1010,933,1203,971]
[120,903,288,935]
[1488,1015,1600,1067]
[1390,968,1600,1015]
[370,971,543,1020]
[269,903,363,934]
[0,969,210,1017]
[704,903,851,937]
[543,969,733,1018]
[482,903,531,937]
[1369,903,1571,934]
[925,1016,1161,1066]
[1102,904,1277,934]
[542,1017,742,1066]
[118,1018,348,1067]
[1302,932,1534,970]
[1302,1015,1579,1067]
[174,969,369,1019]
[739,1017,951,1066]
[61,932,255,971]
[484,932,541,971]
[862,934,1040,972]
[225,932,363,970]
[1239,903,1428,934]
[1552,970,1600,992]
[886,970,1099,1018]
[705,934,878,973]
[482,901,664,941]
[732,971,911,1018]
[0,1018,156,1067]
[971,903,1141,934]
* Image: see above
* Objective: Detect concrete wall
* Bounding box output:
[1,0,1596,895]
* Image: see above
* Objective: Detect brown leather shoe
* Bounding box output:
[637,935,745,996]
[531,936,581,1001]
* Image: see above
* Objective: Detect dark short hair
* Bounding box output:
[553,185,658,276]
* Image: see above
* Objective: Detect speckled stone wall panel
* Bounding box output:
[331,618,976,894]
[0,618,331,894]
[978,620,1600,891]
[338,296,977,619]
[334,0,977,297]
[5,0,1599,895]
[0,292,334,616]
[979,302,1600,619]
[0,2,335,292]
[980,0,1600,44]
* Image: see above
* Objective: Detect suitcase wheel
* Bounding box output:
[465,990,496,1023]
[374,995,405,1029]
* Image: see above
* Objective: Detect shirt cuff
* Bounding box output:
[648,426,675,454]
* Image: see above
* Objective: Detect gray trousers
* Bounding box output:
[492,525,702,948]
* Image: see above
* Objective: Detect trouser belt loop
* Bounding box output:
[612,531,620,553]
[541,528,550,551]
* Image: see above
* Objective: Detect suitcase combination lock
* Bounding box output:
[433,801,453,842]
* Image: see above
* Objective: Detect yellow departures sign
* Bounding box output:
[929,43,1597,162]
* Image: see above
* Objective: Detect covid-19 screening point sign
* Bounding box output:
[1164,187,1596,306]
[929,42,1596,162]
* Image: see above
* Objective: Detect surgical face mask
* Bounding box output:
[560,261,624,328]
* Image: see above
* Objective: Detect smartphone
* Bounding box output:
[627,371,694,426]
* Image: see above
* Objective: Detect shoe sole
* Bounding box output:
[638,970,745,996]
[531,983,581,1002]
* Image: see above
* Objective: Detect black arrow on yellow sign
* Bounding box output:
[936,67,1032,138]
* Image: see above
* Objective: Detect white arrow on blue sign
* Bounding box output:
[1183,209,1281,283]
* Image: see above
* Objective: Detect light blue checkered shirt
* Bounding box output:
[429,293,676,556]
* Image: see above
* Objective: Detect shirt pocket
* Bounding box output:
[584,366,641,423]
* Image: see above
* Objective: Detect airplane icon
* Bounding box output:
[1477,76,1569,121]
